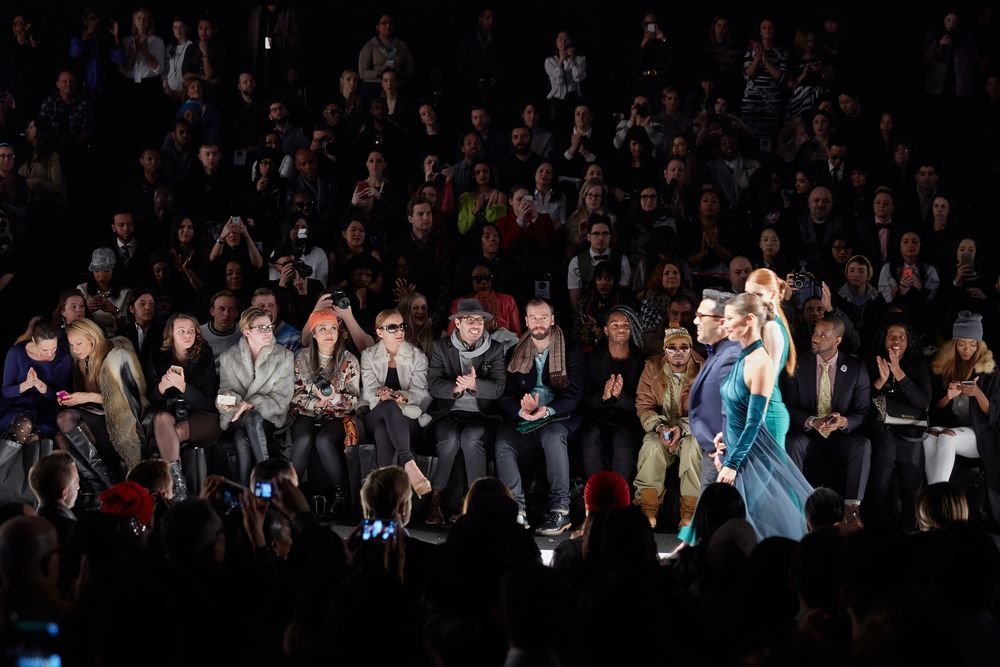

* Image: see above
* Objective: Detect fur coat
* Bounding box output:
[100,337,148,471]
[218,338,295,429]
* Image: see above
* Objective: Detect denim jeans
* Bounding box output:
[495,421,570,512]
[430,412,491,491]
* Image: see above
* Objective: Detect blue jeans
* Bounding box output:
[495,422,570,512]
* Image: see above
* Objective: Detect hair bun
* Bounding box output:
[761,300,776,319]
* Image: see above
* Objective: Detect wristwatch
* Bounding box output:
[216,237,225,245]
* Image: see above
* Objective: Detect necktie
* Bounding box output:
[122,246,132,265]
[818,361,832,439]
[593,254,609,262]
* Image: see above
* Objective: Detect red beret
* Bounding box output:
[584,471,630,513]
[100,481,154,526]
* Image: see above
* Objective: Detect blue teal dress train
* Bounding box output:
[720,340,813,540]
[764,317,791,448]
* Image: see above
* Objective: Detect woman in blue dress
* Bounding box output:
[745,268,795,448]
[1,317,72,444]
[715,293,812,540]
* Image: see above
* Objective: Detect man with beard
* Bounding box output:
[496,298,584,535]
[425,298,507,524]
[268,98,309,156]
[498,125,543,191]
[633,327,702,528]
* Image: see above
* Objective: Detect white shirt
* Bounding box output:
[164,40,192,93]
[120,35,166,81]
[533,188,566,227]
[544,54,586,100]
[877,262,940,303]
[567,248,631,290]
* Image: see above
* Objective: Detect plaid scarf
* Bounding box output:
[507,325,568,389]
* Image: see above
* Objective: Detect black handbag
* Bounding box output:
[874,394,928,427]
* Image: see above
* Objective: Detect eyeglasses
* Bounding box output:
[589,230,611,237]
[380,323,408,334]
[472,274,493,283]
[460,316,485,325]
[695,311,724,320]
[251,324,274,333]
[639,194,658,200]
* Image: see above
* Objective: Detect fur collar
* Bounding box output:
[975,348,996,375]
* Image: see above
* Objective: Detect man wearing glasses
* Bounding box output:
[567,215,631,308]
[425,299,508,524]
[688,289,740,490]
[633,327,702,528]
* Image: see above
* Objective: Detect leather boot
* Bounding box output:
[636,488,663,528]
[404,460,432,497]
[244,412,270,463]
[64,426,113,491]
[425,490,444,525]
[679,495,699,528]
[169,460,188,501]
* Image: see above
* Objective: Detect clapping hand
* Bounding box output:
[875,356,891,385]
[519,392,546,421]
[602,373,624,401]
[455,366,477,394]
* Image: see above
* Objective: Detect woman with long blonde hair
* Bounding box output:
[56,318,147,494]
[743,268,796,447]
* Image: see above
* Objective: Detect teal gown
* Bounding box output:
[764,317,791,448]
[719,339,812,540]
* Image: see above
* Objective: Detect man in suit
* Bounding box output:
[786,314,871,518]
[688,289,740,489]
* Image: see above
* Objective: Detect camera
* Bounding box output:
[791,263,820,309]
[164,387,190,421]
[328,289,351,309]
[292,258,313,278]
[314,375,333,397]
[634,103,651,118]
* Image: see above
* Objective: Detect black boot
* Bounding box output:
[64,426,113,492]
[329,486,348,521]
[169,460,188,501]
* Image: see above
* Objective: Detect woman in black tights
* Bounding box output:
[360,309,432,496]
[289,310,361,514]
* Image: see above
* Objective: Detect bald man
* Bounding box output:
[0,516,69,620]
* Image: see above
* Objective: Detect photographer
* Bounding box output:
[147,313,221,500]
[268,244,325,329]
[613,94,668,157]
[269,217,328,287]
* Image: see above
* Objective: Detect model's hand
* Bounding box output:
[717,466,737,484]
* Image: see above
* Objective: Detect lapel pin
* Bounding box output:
[840,364,847,373]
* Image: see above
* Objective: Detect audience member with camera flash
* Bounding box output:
[268,244,327,329]
[218,307,294,485]
[146,313,221,500]
[289,310,361,518]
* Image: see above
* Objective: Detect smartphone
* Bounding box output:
[57,391,69,401]
[523,194,534,204]
[659,428,674,443]
[960,380,976,385]
[361,518,397,542]
[901,266,914,281]
[296,228,308,240]
[11,620,61,667]
[221,480,246,509]
[169,365,183,375]
[255,480,273,499]
[231,216,242,227]
[646,23,657,33]
[216,394,237,407]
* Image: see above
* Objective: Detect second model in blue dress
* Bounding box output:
[721,339,812,540]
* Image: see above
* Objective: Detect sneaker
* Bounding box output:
[517,510,530,530]
[535,510,572,536]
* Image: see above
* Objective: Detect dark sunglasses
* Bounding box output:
[472,274,494,283]
[380,323,408,334]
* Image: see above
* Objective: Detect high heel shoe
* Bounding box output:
[404,460,432,497]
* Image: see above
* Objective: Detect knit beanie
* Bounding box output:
[953,311,983,341]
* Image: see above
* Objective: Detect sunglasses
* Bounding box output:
[380,323,408,334]
[666,345,691,353]
[472,274,493,283]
